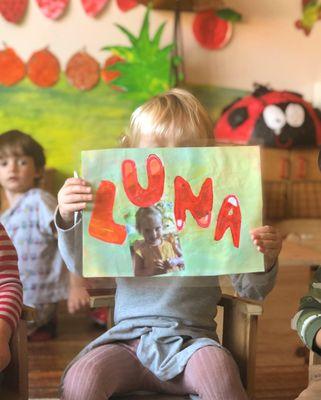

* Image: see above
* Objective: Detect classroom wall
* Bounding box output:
[2,0,320,100]
[1,0,320,184]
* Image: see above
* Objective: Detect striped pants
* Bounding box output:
[61,340,248,400]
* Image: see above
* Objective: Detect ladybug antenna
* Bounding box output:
[253,83,271,98]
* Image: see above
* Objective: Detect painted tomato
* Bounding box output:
[0,47,25,86]
[193,10,232,50]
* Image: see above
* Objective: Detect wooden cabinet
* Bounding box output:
[261,148,321,220]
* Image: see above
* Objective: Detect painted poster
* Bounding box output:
[82,146,264,277]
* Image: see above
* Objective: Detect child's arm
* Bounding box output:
[68,272,90,314]
[0,224,23,371]
[134,253,167,276]
[55,177,93,275]
[292,267,321,354]
[167,234,183,257]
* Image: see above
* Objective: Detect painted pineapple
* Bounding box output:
[102,7,181,103]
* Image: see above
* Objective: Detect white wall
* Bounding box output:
[1,0,321,101]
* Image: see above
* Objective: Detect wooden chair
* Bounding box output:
[89,290,263,400]
[1,306,35,400]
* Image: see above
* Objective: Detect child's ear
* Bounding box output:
[35,167,44,180]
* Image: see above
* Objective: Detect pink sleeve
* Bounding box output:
[0,223,23,330]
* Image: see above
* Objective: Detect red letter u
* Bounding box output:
[122,154,165,207]
[174,176,213,231]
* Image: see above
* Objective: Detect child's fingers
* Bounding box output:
[251,232,278,241]
[63,193,93,204]
[250,225,279,235]
[64,177,89,186]
[63,184,92,196]
[253,239,281,249]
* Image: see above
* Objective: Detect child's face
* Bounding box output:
[0,152,41,194]
[140,214,163,246]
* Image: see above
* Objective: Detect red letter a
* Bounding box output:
[88,180,127,245]
[214,195,241,248]
[174,176,213,231]
[122,154,165,207]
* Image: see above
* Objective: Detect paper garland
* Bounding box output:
[36,0,69,20]
[193,10,232,50]
[116,0,138,12]
[66,51,100,90]
[27,49,60,87]
[0,0,28,23]
[81,0,109,17]
[0,47,25,86]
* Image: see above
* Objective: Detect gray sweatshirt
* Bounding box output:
[56,212,277,381]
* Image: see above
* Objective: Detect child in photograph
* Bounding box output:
[133,206,184,276]
[0,130,88,340]
[56,88,282,400]
[0,223,22,381]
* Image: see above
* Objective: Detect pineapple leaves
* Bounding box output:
[102,6,182,101]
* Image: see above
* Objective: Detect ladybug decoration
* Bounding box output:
[214,84,321,148]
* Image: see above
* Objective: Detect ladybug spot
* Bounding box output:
[285,103,305,128]
[228,107,248,129]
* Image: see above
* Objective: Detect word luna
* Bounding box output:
[88,154,242,247]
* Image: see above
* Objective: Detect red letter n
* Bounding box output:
[88,180,127,245]
[214,195,242,248]
[122,154,165,207]
[174,176,213,231]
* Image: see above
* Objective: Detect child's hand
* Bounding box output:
[251,225,282,272]
[315,328,321,350]
[0,339,10,372]
[68,286,90,314]
[57,177,93,225]
[154,259,167,270]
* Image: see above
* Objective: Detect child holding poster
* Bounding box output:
[133,206,184,276]
[56,88,282,400]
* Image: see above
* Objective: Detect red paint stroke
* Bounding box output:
[214,195,241,248]
[174,176,213,231]
[116,0,138,12]
[88,180,126,245]
[122,154,165,207]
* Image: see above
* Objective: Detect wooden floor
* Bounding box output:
[28,286,310,400]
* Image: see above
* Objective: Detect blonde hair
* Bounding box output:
[122,88,213,148]
[136,206,162,233]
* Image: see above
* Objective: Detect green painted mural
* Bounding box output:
[0,80,246,191]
